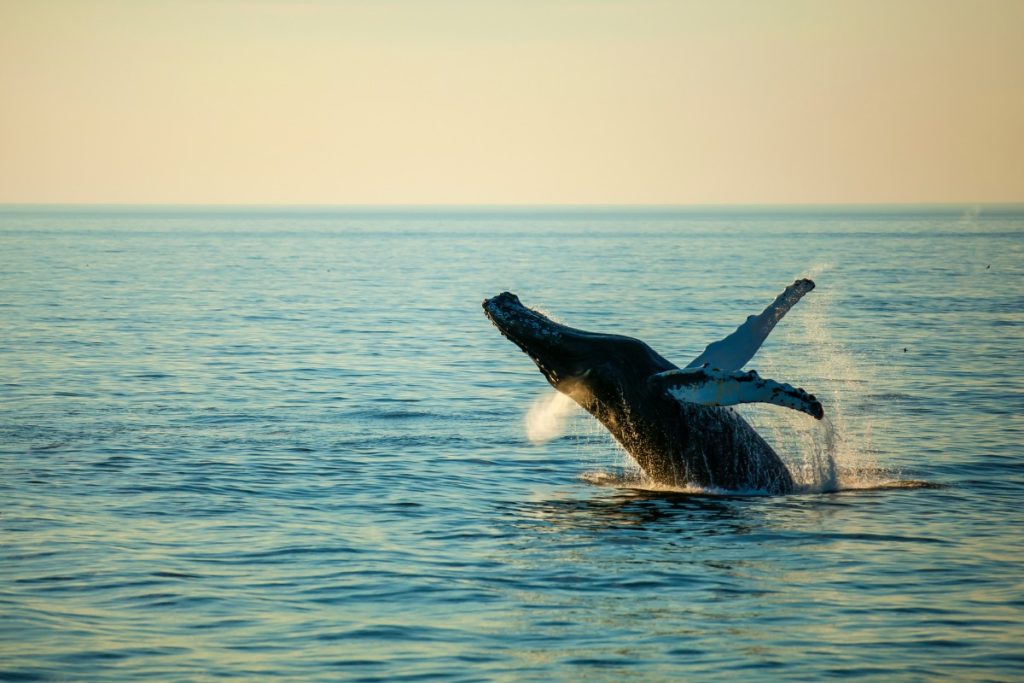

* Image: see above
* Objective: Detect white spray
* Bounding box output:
[525,390,577,444]
[745,264,887,492]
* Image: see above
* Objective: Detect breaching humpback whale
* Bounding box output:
[483,280,823,494]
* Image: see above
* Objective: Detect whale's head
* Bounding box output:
[483,292,580,387]
[483,292,674,408]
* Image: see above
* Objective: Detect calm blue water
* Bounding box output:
[1,207,1022,681]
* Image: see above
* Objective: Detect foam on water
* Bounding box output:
[580,467,938,495]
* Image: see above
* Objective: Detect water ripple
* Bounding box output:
[1,208,1022,681]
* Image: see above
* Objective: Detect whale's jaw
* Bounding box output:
[482,292,583,388]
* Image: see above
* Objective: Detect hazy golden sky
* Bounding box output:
[1,0,1022,204]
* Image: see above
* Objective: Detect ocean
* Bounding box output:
[1,206,1022,681]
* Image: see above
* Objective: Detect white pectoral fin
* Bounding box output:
[686,279,815,371]
[651,366,825,420]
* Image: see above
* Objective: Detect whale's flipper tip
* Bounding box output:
[685,278,818,372]
[655,366,825,421]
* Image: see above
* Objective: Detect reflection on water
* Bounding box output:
[514,489,750,533]
[1,207,1023,681]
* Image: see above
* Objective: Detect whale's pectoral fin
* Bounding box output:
[651,366,824,419]
[686,278,815,371]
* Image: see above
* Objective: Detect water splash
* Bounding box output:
[959,205,982,224]
[745,266,894,493]
[801,262,835,280]
[525,390,577,444]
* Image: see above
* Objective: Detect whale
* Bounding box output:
[483,280,823,494]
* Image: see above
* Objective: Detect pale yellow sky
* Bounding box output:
[1,0,1022,205]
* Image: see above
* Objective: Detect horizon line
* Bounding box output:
[2,202,1023,210]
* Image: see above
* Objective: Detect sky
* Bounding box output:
[1,0,1022,205]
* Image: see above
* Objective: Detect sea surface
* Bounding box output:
[1,206,1022,681]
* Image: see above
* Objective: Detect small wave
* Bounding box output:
[373,410,435,420]
[28,441,71,452]
[185,413,263,425]
[350,408,435,420]
[819,479,946,492]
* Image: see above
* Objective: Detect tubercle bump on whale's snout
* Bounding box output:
[482,291,521,309]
